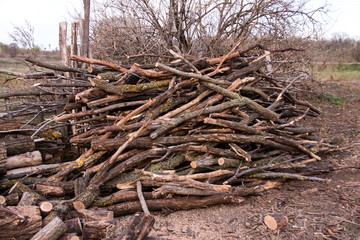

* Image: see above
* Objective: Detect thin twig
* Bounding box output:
[137,181,151,215]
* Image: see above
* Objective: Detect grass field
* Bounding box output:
[312,63,360,83]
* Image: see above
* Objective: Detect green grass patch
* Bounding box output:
[319,92,344,106]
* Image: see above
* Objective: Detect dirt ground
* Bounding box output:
[119,79,360,240]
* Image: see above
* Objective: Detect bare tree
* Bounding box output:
[9,20,35,51]
[90,0,329,62]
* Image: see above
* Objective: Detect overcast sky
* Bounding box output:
[0,0,359,50]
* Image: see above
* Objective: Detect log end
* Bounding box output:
[264,214,288,230]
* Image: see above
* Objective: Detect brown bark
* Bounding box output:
[106,194,244,216]
[118,212,155,240]
[0,141,6,176]
[55,100,147,122]
[0,206,42,240]
[4,137,35,156]
[92,134,298,153]
[64,218,82,234]
[25,56,86,73]
[18,191,38,206]
[0,119,20,131]
[36,181,75,197]
[82,219,120,239]
[30,216,67,240]
[4,193,19,206]
[75,208,114,221]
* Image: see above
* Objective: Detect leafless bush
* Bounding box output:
[9,20,40,56]
[91,0,329,62]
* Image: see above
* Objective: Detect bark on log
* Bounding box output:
[82,219,120,240]
[91,79,170,96]
[4,193,19,206]
[4,137,35,156]
[18,191,38,206]
[64,218,82,235]
[76,208,114,221]
[0,141,6,176]
[0,206,42,240]
[30,216,67,240]
[5,163,60,179]
[0,119,20,131]
[55,99,147,122]
[119,212,155,240]
[35,181,75,197]
[26,56,87,73]
[106,194,244,216]
[6,151,42,170]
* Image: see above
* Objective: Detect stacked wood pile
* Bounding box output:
[0,45,338,239]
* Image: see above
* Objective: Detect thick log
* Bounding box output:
[0,119,20,131]
[5,163,60,179]
[92,134,298,153]
[0,206,42,240]
[64,218,82,235]
[264,214,288,230]
[4,193,19,206]
[0,195,5,204]
[18,191,38,206]
[106,194,244,216]
[6,151,42,170]
[92,190,154,208]
[35,181,75,197]
[82,219,120,240]
[119,212,155,240]
[75,87,106,104]
[153,185,219,197]
[30,216,67,240]
[47,150,106,182]
[26,56,87,73]
[4,137,35,156]
[39,201,53,213]
[91,78,170,96]
[75,208,114,221]
[10,182,46,203]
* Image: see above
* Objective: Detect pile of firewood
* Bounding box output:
[0,45,338,239]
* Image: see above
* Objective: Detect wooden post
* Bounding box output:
[70,22,79,135]
[82,0,90,59]
[70,22,78,68]
[59,22,68,68]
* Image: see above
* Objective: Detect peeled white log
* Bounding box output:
[5,151,42,170]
